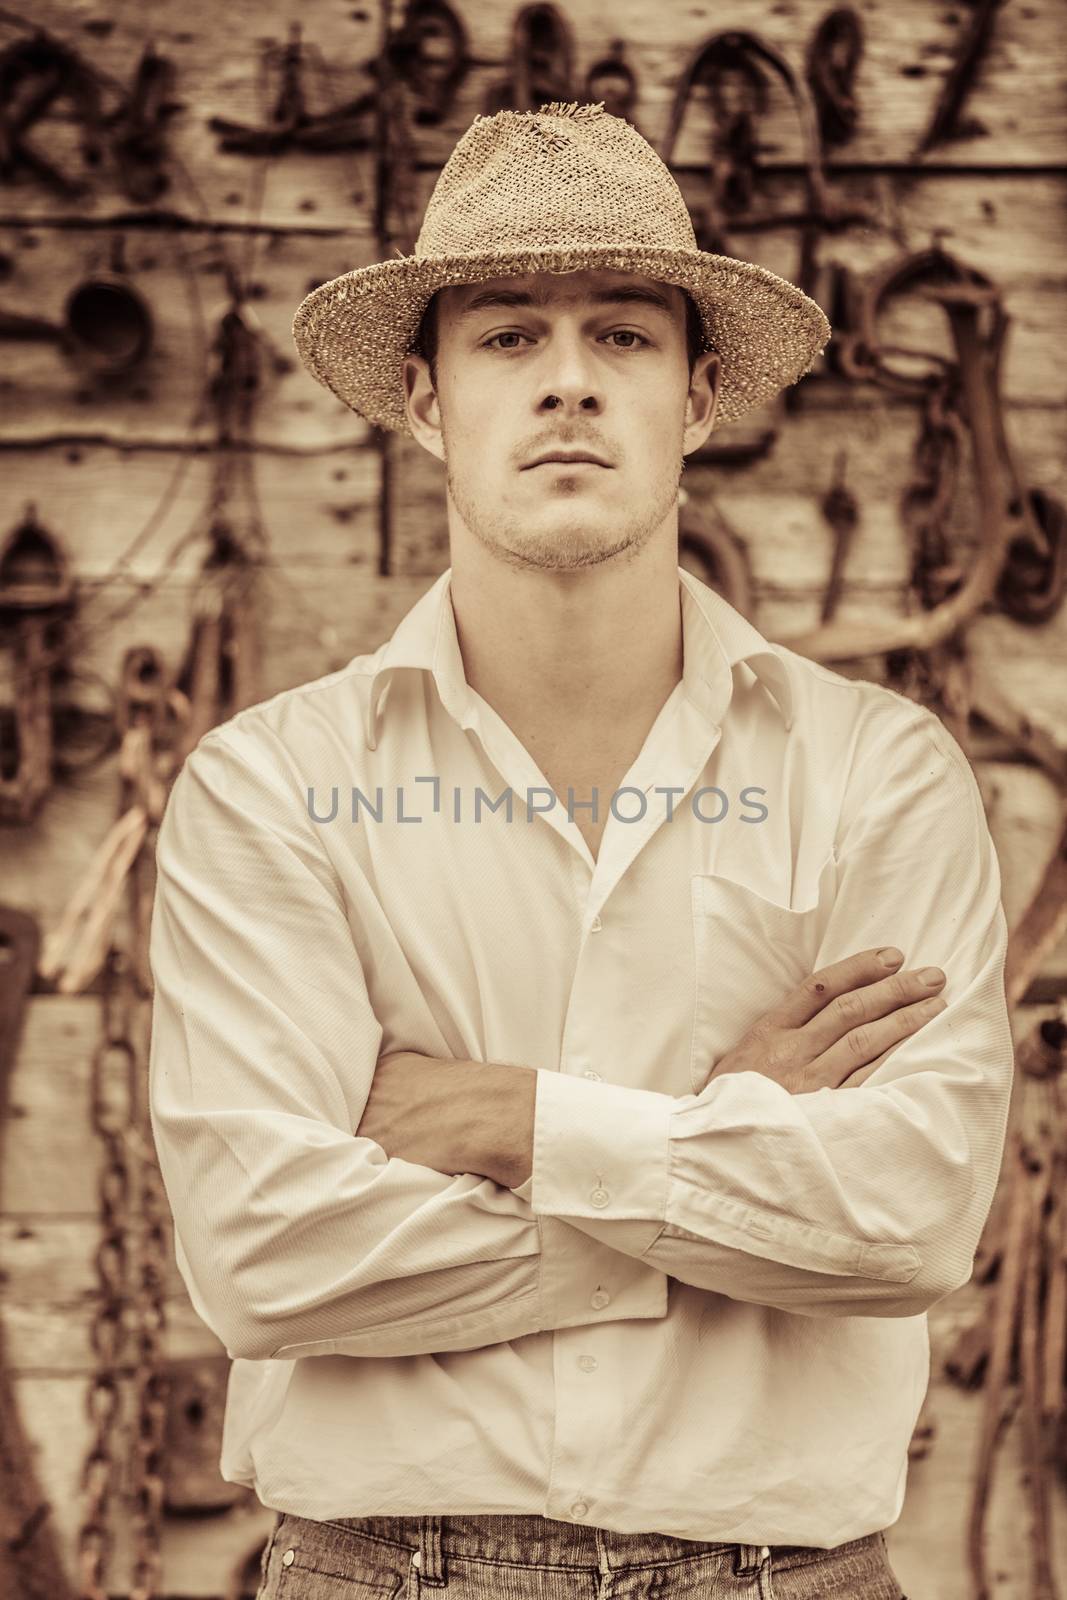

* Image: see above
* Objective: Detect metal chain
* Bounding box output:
[122,661,173,1600]
[126,936,170,1600]
[76,658,175,1599]
[76,944,139,1600]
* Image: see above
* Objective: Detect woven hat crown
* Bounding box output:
[415,101,699,258]
[291,100,831,434]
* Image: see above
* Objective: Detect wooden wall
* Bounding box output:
[1,0,1066,1595]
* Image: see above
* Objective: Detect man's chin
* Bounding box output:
[495,528,650,569]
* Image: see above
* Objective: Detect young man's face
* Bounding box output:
[403,268,720,572]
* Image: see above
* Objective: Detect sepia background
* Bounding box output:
[0,0,1065,1595]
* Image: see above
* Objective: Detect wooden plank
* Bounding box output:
[3,1285,223,1371]
[0,444,381,575]
[0,222,380,450]
[1,172,1066,449]
[693,169,1067,289]
[390,398,1067,651]
[11,1373,266,1595]
[13,0,1067,248]
[0,399,1062,583]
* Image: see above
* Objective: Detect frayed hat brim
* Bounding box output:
[293,243,830,435]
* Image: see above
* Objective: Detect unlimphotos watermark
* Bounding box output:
[306,779,769,826]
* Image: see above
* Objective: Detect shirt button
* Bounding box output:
[571,1500,589,1518]
[282,1550,295,1567]
[760,1547,770,1562]
[412,1552,422,1568]
[578,1354,598,1372]
[590,1187,610,1207]
[583,1069,602,1080]
[590,914,602,932]
[590,1289,610,1309]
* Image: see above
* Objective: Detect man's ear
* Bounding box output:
[684,349,721,453]
[403,353,445,464]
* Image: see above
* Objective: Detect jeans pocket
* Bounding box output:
[762,1532,906,1599]
[261,1515,405,1598]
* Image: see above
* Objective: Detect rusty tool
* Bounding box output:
[679,489,755,618]
[994,488,1067,628]
[481,3,575,115]
[818,450,859,624]
[782,248,1063,662]
[582,39,638,124]
[209,23,377,155]
[659,29,839,248]
[915,0,1005,156]
[819,258,860,381]
[0,27,105,197]
[101,42,179,203]
[657,24,872,447]
[385,0,471,125]
[0,506,76,825]
[833,245,967,396]
[0,273,154,377]
[171,534,262,762]
[899,384,967,611]
[37,647,185,994]
[948,1011,1067,1600]
[657,27,846,458]
[805,7,864,147]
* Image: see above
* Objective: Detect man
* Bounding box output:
[149,103,1013,1599]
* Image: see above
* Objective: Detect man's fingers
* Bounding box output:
[815,995,948,1082]
[762,948,905,1032]
[801,964,945,1053]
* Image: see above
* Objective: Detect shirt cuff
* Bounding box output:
[521,1069,673,1256]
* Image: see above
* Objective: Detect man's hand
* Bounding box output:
[359,948,940,1183]
[705,947,947,1094]
[355,1053,537,1190]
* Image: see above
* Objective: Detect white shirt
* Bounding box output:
[148,563,1013,1548]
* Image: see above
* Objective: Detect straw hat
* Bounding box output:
[292,100,830,435]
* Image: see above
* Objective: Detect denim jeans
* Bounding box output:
[255,1511,909,1598]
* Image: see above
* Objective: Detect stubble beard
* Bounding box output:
[443,421,689,573]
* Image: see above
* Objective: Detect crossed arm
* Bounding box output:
[149,712,1014,1363]
[356,1051,537,1191]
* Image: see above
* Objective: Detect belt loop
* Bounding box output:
[734,1542,769,1576]
[417,1515,446,1584]
[593,1524,612,1579]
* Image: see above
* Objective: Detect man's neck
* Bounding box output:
[448,547,684,751]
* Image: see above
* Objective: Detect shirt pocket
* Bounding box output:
[689,852,835,1096]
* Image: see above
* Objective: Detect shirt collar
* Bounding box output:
[363,565,794,751]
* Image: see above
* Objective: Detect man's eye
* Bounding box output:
[482,330,649,350]
[605,330,648,348]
